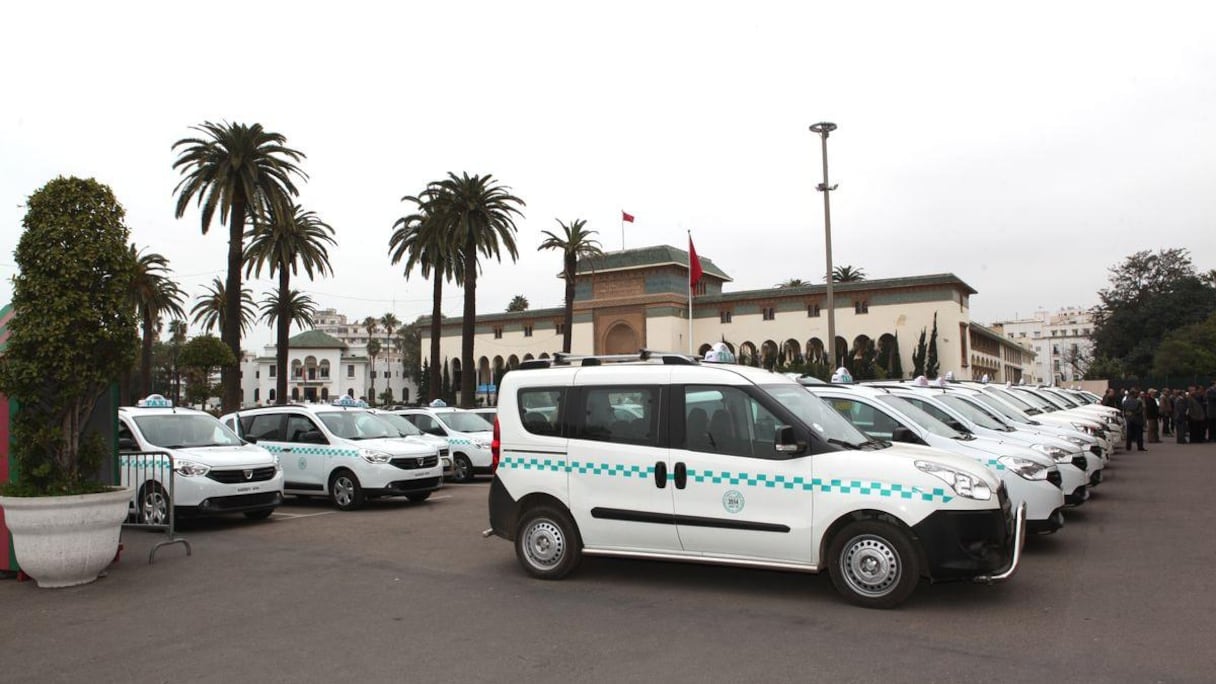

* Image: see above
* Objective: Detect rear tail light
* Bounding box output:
[491,416,501,473]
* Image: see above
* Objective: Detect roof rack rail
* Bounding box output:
[518,349,699,370]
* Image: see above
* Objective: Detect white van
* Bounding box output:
[119,395,284,521]
[394,406,493,483]
[486,352,1025,609]
[222,398,443,510]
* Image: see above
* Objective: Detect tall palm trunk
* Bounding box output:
[461,228,478,407]
[140,311,155,396]
[223,195,247,412]
[429,274,443,402]
[562,253,576,353]
[276,266,290,404]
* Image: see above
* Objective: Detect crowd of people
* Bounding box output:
[1103,382,1216,450]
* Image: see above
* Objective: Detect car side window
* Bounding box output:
[901,397,966,433]
[243,414,284,442]
[412,414,446,437]
[519,388,563,437]
[285,414,325,444]
[683,386,780,458]
[578,387,658,446]
[827,398,900,441]
[118,420,138,451]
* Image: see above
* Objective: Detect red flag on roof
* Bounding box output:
[621,210,635,223]
[688,236,703,290]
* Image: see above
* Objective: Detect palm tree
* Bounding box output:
[539,219,603,353]
[832,265,867,282]
[424,173,525,406]
[776,278,809,288]
[191,277,256,337]
[128,245,186,397]
[172,121,307,411]
[366,338,381,403]
[506,295,530,312]
[244,203,335,405]
[362,316,380,402]
[389,190,464,402]
[257,289,318,334]
[168,319,188,405]
[379,313,400,400]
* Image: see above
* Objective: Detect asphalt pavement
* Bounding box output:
[2,439,1215,683]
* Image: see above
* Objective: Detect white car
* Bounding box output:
[487,351,1025,609]
[372,410,454,479]
[222,398,443,510]
[804,384,1067,534]
[970,384,1115,456]
[118,395,284,522]
[394,407,493,483]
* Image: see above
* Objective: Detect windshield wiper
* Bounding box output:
[859,438,890,450]
[826,437,863,450]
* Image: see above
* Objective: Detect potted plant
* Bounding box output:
[0,176,138,588]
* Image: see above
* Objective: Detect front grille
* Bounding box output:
[1090,445,1103,457]
[1046,469,1063,489]
[1071,455,1088,470]
[390,455,439,470]
[202,491,280,510]
[207,466,278,484]
[388,476,441,492]
[438,448,449,458]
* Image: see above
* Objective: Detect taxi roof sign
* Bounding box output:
[137,394,173,408]
[332,395,368,408]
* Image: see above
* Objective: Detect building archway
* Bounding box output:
[603,322,640,355]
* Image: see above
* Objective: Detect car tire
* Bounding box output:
[329,469,365,511]
[452,454,474,483]
[406,492,431,503]
[243,508,274,521]
[138,481,170,526]
[827,519,920,609]
[515,506,582,580]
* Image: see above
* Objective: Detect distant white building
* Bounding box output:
[992,307,1095,385]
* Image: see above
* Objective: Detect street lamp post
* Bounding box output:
[810,122,839,370]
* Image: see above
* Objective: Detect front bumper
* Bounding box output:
[179,490,283,517]
[911,490,1023,582]
[367,476,443,497]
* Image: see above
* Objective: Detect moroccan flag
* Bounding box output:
[688,236,703,290]
[621,210,635,223]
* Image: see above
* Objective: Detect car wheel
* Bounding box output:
[138,482,170,526]
[329,469,365,511]
[406,492,431,503]
[243,508,274,521]
[452,454,474,483]
[827,519,920,609]
[515,506,582,580]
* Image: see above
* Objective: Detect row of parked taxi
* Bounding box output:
[116,395,497,523]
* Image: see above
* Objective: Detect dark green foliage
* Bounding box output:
[506,295,529,312]
[832,265,866,282]
[1091,248,1216,378]
[418,359,431,404]
[1152,312,1216,377]
[785,359,832,381]
[851,338,883,381]
[912,328,927,378]
[0,177,136,495]
[926,313,940,379]
[540,218,604,353]
[441,359,453,405]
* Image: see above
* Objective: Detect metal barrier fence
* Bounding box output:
[118,450,192,563]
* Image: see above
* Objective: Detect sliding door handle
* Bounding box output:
[674,462,687,489]
[653,461,668,488]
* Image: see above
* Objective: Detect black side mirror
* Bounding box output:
[243,435,258,444]
[118,437,139,452]
[301,430,328,445]
[774,425,803,454]
[891,426,922,444]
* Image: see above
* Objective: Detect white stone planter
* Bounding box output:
[0,487,133,588]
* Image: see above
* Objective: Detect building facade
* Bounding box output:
[991,307,1094,384]
[420,244,1034,403]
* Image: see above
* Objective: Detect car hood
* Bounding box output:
[880,442,1004,491]
[167,444,277,467]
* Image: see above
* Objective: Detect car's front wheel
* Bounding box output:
[515,506,582,580]
[827,519,920,609]
[452,454,474,483]
[138,482,170,526]
[329,469,365,511]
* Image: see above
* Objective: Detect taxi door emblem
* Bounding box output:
[722,490,745,514]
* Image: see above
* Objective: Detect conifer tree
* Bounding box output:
[926,313,940,379]
[912,328,927,377]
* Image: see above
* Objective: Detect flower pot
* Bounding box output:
[0,487,133,588]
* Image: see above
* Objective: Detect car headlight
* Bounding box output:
[1063,435,1089,447]
[173,459,210,477]
[998,455,1048,480]
[359,449,393,464]
[915,461,992,501]
[1070,422,1093,434]
[272,453,282,471]
[1030,444,1071,464]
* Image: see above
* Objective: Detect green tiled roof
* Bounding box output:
[694,273,976,304]
[289,329,347,349]
[576,244,731,281]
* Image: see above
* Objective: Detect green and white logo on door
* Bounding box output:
[722,489,745,514]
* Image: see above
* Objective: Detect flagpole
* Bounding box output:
[687,230,694,354]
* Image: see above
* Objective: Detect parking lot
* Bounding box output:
[2,441,1215,683]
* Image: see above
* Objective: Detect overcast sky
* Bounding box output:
[3,1,1213,349]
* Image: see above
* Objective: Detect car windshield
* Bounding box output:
[875,395,967,439]
[1040,388,1082,408]
[764,385,874,448]
[317,410,398,440]
[987,387,1041,415]
[971,393,1034,425]
[938,394,1009,430]
[378,413,424,437]
[437,411,492,433]
[1012,388,1062,412]
[133,414,243,449]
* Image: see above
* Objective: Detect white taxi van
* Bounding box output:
[221,396,443,510]
[394,403,493,483]
[485,351,1026,609]
[118,395,284,521]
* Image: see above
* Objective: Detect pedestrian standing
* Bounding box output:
[1206,381,1216,442]
[1121,389,1146,451]
[1102,387,1120,409]
[1187,387,1206,444]
[1145,388,1160,443]
[1174,388,1190,444]
[1159,389,1174,436]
